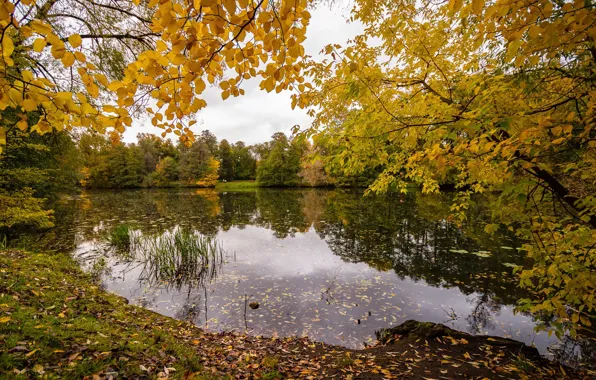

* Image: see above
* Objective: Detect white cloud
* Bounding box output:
[123,5,363,145]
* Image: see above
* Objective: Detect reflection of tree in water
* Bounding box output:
[26,188,528,310]
[219,191,258,231]
[253,189,310,238]
[465,293,501,334]
[314,191,526,305]
[548,333,596,370]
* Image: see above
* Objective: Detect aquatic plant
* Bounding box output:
[107,224,133,250]
[137,228,224,291]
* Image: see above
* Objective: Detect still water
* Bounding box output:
[15,188,573,357]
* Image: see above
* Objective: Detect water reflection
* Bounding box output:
[11,188,593,362]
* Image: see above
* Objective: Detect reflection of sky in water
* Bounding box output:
[87,224,553,352]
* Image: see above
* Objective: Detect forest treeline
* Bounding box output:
[76,129,358,188]
[0,125,376,229]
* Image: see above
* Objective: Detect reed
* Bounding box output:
[136,228,224,290]
[107,224,133,249]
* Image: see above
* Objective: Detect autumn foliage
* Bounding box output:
[1,0,596,334]
[0,0,311,148]
[298,0,596,332]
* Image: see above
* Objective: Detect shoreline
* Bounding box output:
[0,249,587,379]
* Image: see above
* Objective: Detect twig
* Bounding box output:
[243,293,253,330]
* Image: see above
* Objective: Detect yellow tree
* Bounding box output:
[0,0,312,149]
[297,0,596,333]
[196,156,220,187]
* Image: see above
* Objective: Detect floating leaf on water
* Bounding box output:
[471,252,491,258]
[502,263,518,268]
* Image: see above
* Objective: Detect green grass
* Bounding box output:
[215,181,259,190]
[106,223,134,249]
[0,250,207,378]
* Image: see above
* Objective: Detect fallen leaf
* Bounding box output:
[26,349,39,357]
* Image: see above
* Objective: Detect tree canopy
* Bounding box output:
[297,0,596,332]
[0,0,311,149]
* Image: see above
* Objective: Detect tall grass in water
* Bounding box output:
[138,228,224,291]
[107,224,133,249]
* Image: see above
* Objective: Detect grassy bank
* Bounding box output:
[0,250,584,379]
[215,180,260,190]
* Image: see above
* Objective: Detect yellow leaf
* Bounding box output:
[263,77,275,92]
[33,38,47,53]
[17,121,28,131]
[68,34,82,48]
[74,51,86,62]
[95,74,108,86]
[62,52,75,67]
[51,42,66,59]
[194,78,206,94]
[472,0,484,15]
[26,349,39,357]
[2,35,14,63]
[23,99,37,112]
[30,20,53,35]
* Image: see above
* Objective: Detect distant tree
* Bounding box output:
[196,158,220,188]
[78,132,112,188]
[137,134,162,173]
[232,141,257,180]
[104,143,146,188]
[199,130,218,156]
[155,157,179,184]
[251,142,271,162]
[218,139,234,181]
[178,130,218,183]
[256,133,302,186]
[124,144,147,187]
[299,160,330,187]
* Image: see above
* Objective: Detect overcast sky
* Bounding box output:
[122,4,363,145]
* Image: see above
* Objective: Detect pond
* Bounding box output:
[10,188,584,361]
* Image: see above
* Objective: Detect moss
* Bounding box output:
[261,356,278,369]
[261,370,284,380]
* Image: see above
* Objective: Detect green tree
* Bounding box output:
[257,133,303,187]
[178,130,218,184]
[218,139,234,181]
[137,134,162,174]
[154,156,179,185]
[232,142,257,180]
[0,110,81,229]
[78,132,112,188]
